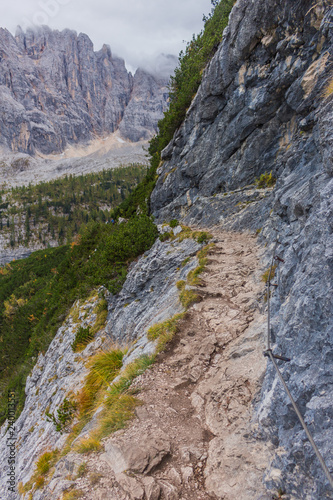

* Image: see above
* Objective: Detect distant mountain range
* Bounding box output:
[0,26,173,155]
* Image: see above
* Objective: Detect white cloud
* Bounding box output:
[3,0,214,70]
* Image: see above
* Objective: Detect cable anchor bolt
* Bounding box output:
[264,349,291,362]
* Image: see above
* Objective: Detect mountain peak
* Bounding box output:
[0,26,171,154]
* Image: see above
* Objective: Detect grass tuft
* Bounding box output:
[77,462,87,478]
[91,298,108,335]
[62,489,85,499]
[262,264,277,283]
[97,393,140,438]
[159,232,171,242]
[69,353,154,456]
[71,326,94,352]
[176,281,200,309]
[76,348,123,418]
[147,314,185,353]
[36,450,58,475]
[187,243,214,285]
[34,476,45,489]
[255,171,276,189]
[181,256,191,267]
[90,472,103,485]
[21,449,60,493]
[74,435,102,454]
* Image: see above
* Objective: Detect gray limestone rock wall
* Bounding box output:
[0,233,201,500]
[151,0,332,218]
[150,0,333,498]
[0,26,169,155]
[0,292,104,500]
[119,68,169,142]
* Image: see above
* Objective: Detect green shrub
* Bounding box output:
[159,231,171,242]
[46,398,77,433]
[196,231,212,244]
[255,172,276,189]
[71,326,94,352]
[169,219,179,228]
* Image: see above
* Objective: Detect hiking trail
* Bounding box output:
[66,230,274,500]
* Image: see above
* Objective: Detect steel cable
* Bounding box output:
[265,236,333,490]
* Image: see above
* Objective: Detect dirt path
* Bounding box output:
[73,230,273,500]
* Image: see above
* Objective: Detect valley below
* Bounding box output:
[0,132,149,190]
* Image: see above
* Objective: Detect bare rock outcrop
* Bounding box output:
[119,68,169,142]
[151,0,332,218]
[150,0,333,498]
[102,430,171,475]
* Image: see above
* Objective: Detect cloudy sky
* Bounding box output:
[2,0,213,73]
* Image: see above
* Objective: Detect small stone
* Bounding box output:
[181,466,193,484]
[102,430,170,475]
[172,225,183,236]
[180,449,191,463]
[142,476,161,500]
[116,473,145,500]
[168,467,182,487]
[158,480,179,500]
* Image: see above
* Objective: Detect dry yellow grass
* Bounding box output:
[74,434,102,454]
[147,313,185,352]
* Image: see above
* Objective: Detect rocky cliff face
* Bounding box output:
[150,0,333,498]
[0,26,169,155]
[119,68,169,142]
[151,0,332,216]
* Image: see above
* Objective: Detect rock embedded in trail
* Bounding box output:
[102,430,171,475]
